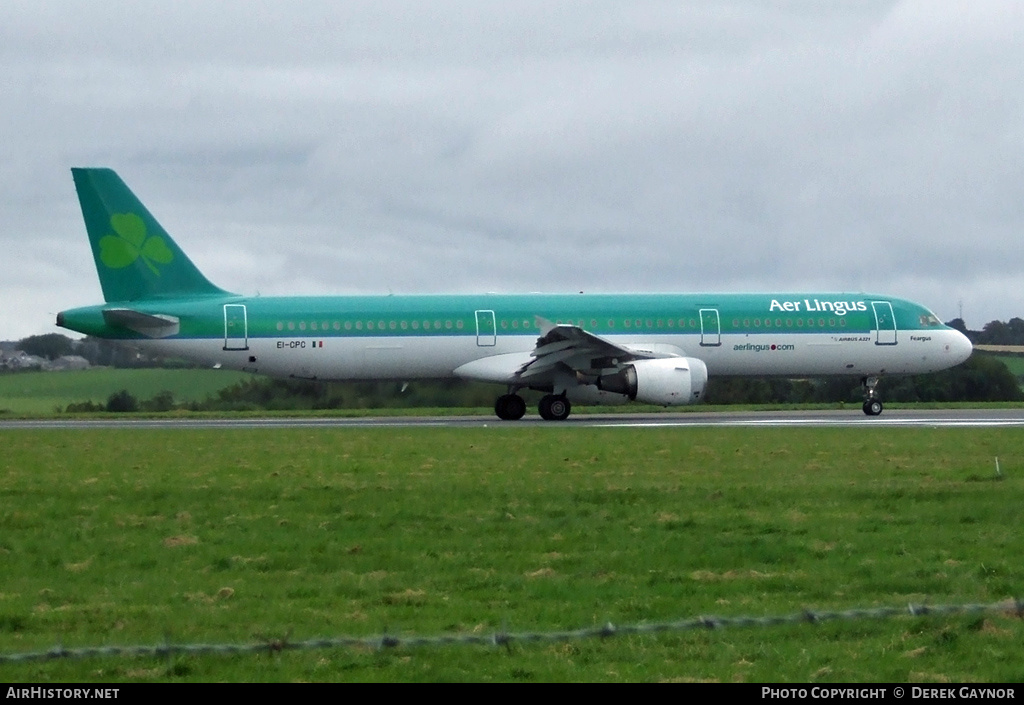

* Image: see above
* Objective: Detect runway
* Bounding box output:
[2,408,1024,430]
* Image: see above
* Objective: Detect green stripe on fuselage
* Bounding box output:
[57,292,951,341]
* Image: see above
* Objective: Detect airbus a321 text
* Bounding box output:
[57,169,973,420]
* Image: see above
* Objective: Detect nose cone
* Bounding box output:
[947,329,973,365]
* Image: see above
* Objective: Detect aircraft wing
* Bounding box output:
[454,317,685,385]
[514,317,683,383]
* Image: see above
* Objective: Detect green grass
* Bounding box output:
[0,369,251,413]
[984,352,1024,377]
[1,427,1023,682]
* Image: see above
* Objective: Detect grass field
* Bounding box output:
[985,352,1024,378]
[0,369,251,414]
[1,426,1022,682]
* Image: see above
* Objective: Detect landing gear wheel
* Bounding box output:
[539,394,571,421]
[495,394,526,421]
[860,376,883,416]
[863,400,883,416]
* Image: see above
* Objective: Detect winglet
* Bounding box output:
[72,168,232,302]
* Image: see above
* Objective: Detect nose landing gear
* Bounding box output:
[861,376,883,416]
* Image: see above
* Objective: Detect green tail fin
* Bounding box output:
[72,168,231,302]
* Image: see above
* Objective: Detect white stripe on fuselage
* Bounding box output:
[131,329,968,381]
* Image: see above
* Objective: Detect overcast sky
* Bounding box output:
[2,1,1022,340]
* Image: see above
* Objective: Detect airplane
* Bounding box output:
[56,168,973,420]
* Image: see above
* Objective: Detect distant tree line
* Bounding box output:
[66,389,176,413]
[64,379,517,414]
[707,354,1021,404]
[947,317,1024,346]
[63,352,1021,414]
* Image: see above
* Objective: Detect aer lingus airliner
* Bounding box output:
[57,168,973,420]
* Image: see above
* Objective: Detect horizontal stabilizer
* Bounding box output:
[102,308,180,338]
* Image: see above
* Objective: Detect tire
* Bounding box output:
[541,394,571,421]
[506,394,526,420]
[863,400,883,416]
[495,394,526,421]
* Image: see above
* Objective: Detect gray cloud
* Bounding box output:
[2,0,1022,339]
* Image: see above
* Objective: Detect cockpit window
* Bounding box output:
[919,312,942,327]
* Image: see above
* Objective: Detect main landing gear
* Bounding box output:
[495,393,526,421]
[493,392,572,421]
[538,394,571,421]
[861,376,883,416]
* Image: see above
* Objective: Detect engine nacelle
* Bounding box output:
[596,357,708,406]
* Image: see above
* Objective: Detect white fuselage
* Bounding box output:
[131,327,972,382]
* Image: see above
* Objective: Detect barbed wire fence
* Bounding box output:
[2,598,1022,665]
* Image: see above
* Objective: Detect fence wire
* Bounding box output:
[2,598,1021,664]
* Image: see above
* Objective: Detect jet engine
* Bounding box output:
[595,357,708,405]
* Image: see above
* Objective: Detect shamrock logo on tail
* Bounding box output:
[99,213,174,276]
